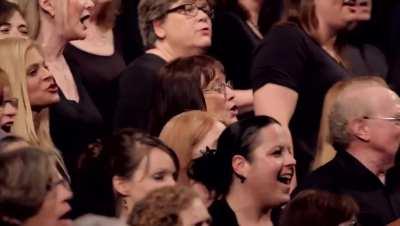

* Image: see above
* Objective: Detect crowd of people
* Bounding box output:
[0,0,399,225]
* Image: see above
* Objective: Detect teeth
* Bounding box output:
[277,174,293,184]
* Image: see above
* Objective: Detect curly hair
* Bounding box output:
[128,186,198,226]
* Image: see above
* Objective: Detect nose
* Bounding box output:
[3,102,17,117]
[225,86,235,102]
[164,176,176,186]
[84,0,95,10]
[197,6,211,22]
[40,66,53,80]
[58,183,73,201]
[284,151,296,166]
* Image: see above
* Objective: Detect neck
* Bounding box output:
[314,18,337,50]
[239,0,261,26]
[148,41,204,62]
[226,182,273,225]
[347,145,395,183]
[37,17,67,61]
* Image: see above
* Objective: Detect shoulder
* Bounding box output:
[119,53,166,82]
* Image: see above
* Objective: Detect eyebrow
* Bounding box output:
[0,23,11,26]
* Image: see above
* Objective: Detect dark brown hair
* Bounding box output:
[281,0,318,38]
[148,55,224,136]
[280,190,359,226]
[0,0,22,25]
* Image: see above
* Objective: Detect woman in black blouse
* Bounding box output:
[189,116,296,226]
[251,0,373,181]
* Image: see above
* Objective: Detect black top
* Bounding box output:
[251,23,351,180]
[342,44,388,78]
[209,199,239,226]
[50,72,103,173]
[209,10,262,89]
[295,151,400,226]
[64,34,126,134]
[114,53,167,131]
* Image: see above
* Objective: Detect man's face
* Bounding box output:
[363,87,400,162]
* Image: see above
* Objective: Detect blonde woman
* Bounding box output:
[160,110,225,206]
[11,0,104,175]
[0,38,66,174]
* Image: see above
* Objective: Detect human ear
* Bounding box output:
[112,176,130,196]
[152,20,166,39]
[232,155,249,183]
[350,118,370,142]
[38,0,56,17]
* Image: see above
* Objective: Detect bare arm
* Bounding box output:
[253,83,298,127]
[233,89,254,114]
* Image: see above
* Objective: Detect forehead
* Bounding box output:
[252,124,290,151]
[180,198,210,223]
[7,11,26,24]
[171,0,209,6]
[25,47,43,65]
[371,88,400,114]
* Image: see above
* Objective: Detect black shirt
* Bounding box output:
[64,35,126,135]
[296,151,400,226]
[251,23,351,180]
[209,10,262,89]
[209,199,239,226]
[114,53,167,131]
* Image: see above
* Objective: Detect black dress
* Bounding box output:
[114,53,167,131]
[64,33,126,134]
[251,23,351,181]
[50,72,103,173]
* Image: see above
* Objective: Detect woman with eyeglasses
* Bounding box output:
[0,146,72,226]
[148,55,237,136]
[114,0,213,132]
[0,38,67,176]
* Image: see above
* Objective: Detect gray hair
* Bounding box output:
[74,214,128,226]
[138,0,179,49]
[328,77,389,150]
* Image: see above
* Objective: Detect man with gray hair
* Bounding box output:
[296,78,400,226]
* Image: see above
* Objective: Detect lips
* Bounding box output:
[47,83,58,93]
[80,14,90,29]
[277,168,294,186]
[199,27,211,36]
[229,105,239,118]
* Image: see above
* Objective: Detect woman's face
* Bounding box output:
[203,70,238,125]
[25,48,60,109]
[24,172,73,226]
[124,148,177,206]
[0,11,28,39]
[314,0,359,31]
[54,0,94,41]
[179,197,211,226]
[156,0,212,54]
[0,86,17,133]
[243,124,296,207]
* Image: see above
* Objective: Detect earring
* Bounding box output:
[235,173,246,183]
[122,198,129,210]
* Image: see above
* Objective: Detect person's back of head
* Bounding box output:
[280,189,359,226]
[128,185,210,226]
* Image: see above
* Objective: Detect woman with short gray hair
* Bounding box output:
[114,0,213,131]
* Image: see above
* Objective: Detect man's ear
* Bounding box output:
[152,20,166,39]
[112,176,130,196]
[232,154,250,182]
[38,0,55,17]
[349,118,370,142]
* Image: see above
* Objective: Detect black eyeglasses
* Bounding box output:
[166,2,214,19]
[343,0,369,6]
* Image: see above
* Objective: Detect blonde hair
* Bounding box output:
[311,76,388,171]
[0,38,66,173]
[8,0,40,39]
[159,110,220,184]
